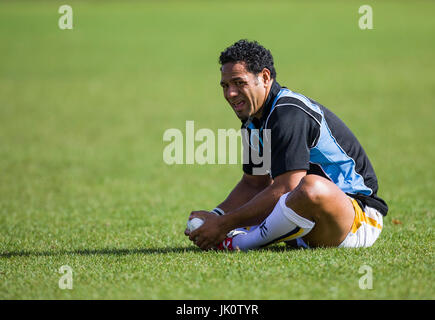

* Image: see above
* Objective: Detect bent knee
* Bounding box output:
[285,175,334,207]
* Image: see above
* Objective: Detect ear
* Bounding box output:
[260,68,272,88]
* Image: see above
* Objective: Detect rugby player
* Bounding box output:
[186,39,388,251]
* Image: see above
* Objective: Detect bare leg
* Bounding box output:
[285,175,355,247]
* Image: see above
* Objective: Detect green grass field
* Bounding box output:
[0,0,434,300]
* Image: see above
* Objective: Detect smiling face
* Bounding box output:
[220,62,272,121]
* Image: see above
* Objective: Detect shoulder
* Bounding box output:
[265,101,321,131]
[265,93,323,129]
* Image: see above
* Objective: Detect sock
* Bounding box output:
[232,192,315,251]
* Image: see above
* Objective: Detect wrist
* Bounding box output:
[220,212,239,233]
[211,207,225,216]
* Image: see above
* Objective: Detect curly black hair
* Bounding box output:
[219,39,276,79]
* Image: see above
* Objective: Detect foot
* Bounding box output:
[215,237,235,250]
[215,229,247,251]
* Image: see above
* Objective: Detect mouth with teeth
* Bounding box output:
[232,100,246,112]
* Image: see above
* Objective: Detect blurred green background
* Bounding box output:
[0,0,433,299]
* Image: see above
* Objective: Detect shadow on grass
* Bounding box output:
[1,244,298,258]
[0,246,201,258]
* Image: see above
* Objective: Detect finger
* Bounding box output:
[190,211,211,220]
[203,242,214,251]
[198,241,208,251]
[189,211,202,218]
[189,228,200,241]
[201,242,211,251]
[198,238,213,251]
[207,238,220,250]
[194,235,203,247]
[189,213,202,220]
[195,237,208,250]
[189,232,196,242]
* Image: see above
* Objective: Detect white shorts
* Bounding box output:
[338,198,383,248]
[292,198,383,249]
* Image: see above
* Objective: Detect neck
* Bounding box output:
[253,79,274,119]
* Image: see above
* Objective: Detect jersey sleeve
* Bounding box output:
[267,105,320,179]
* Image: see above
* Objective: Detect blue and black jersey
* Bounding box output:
[242,81,388,216]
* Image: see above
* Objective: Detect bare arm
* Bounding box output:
[221,170,306,229]
[215,173,272,213]
[184,173,271,236]
[190,170,307,250]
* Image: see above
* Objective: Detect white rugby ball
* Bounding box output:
[187,217,204,232]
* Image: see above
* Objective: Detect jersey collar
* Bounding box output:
[259,80,282,123]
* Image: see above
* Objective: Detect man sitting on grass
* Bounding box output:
[185,39,388,251]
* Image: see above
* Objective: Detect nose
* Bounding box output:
[225,84,239,100]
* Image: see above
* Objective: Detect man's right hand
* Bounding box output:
[184,210,212,236]
[187,211,230,250]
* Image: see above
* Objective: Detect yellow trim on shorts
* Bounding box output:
[278,227,305,243]
[350,198,382,234]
